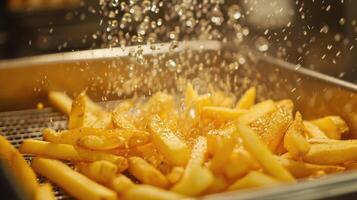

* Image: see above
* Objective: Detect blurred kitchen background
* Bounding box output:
[0,0,356,83]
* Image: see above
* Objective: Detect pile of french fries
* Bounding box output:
[0,83,355,200]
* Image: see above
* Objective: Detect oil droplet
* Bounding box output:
[255,37,269,52]
[165,59,177,71]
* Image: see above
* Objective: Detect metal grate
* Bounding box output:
[0,108,71,199]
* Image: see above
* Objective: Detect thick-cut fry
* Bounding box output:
[201,106,246,120]
[311,116,349,139]
[284,112,310,158]
[0,135,16,161]
[276,156,345,178]
[112,100,136,129]
[251,100,293,152]
[128,156,168,188]
[167,166,184,185]
[32,158,117,200]
[205,175,228,194]
[209,126,237,174]
[11,150,40,199]
[68,93,112,129]
[236,124,295,182]
[236,87,256,109]
[76,161,119,184]
[223,149,256,180]
[48,91,72,115]
[149,116,190,166]
[303,141,357,165]
[237,100,277,125]
[43,128,150,149]
[303,121,328,139]
[34,183,56,200]
[172,137,214,196]
[125,185,185,200]
[111,175,135,194]
[20,139,128,167]
[227,171,280,191]
[78,135,125,150]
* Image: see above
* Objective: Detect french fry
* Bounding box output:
[227,171,280,191]
[276,156,345,178]
[236,87,256,109]
[149,116,190,166]
[209,126,237,174]
[303,121,328,139]
[210,91,235,108]
[172,137,214,196]
[185,82,199,107]
[34,183,56,200]
[237,100,277,125]
[76,160,119,184]
[0,135,16,161]
[236,124,295,182]
[78,135,125,150]
[110,175,135,194]
[223,149,257,181]
[303,141,357,165]
[32,158,117,200]
[48,91,72,115]
[167,166,184,185]
[201,106,247,120]
[68,93,112,129]
[311,116,349,139]
[125,185,185,200]
[205,175,228,194]
[43,128,150,149]
[284,112,310,158]
[112,100,136,129]
[20,139,128,167]
[11,150,40,199]
[251,100,293,152]
[128,156,168,188]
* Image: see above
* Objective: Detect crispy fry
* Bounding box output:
[167,166,184,185]
[0,135,16,161]
[172,137,214,196]
[284,112,310,158]
[76,160,119,184]
[20,139,128,167]
[128,156,168,188]
[236,124,295,182]
[78,135,125,150]
[227,171,280,191]
[149,116,190,166]
[68,93,112,129]
[43,128,150,149]
[125,185,185,200]
[303,140,357,165]
[276,156,345,178]
[303,121,328,139]
[34,183,56,200]
[32,158,117,200]
[112,100,136,129]
[236,87,256,109]
[201,106,247,120]
[210,91,235,108]
[111,175,135,194]
[48,91,72,115]
[238,100,277,125]
[223,149,256,181]
[311,116,349,139]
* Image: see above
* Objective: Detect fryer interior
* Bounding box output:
[0,43,357,199]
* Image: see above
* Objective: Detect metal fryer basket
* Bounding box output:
[0,41,356,200]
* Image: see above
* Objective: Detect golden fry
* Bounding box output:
[311,116,349,139]
[236,124,295,182]
[48,91,72,115]
[238,100,277,125]
[149,116,190,166]
[228,171,280,191]
[167,166,184,185]
[201,106,246,120]
[110,175,135,194]
[303,121,328,139]
[236,87,256,109]
[76,160,119,184]
[32,158,117,200]
[128,156,168,188]
[125,185,185,200]
[34,183,56,200]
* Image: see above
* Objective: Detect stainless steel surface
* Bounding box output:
[0,41,356,199]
